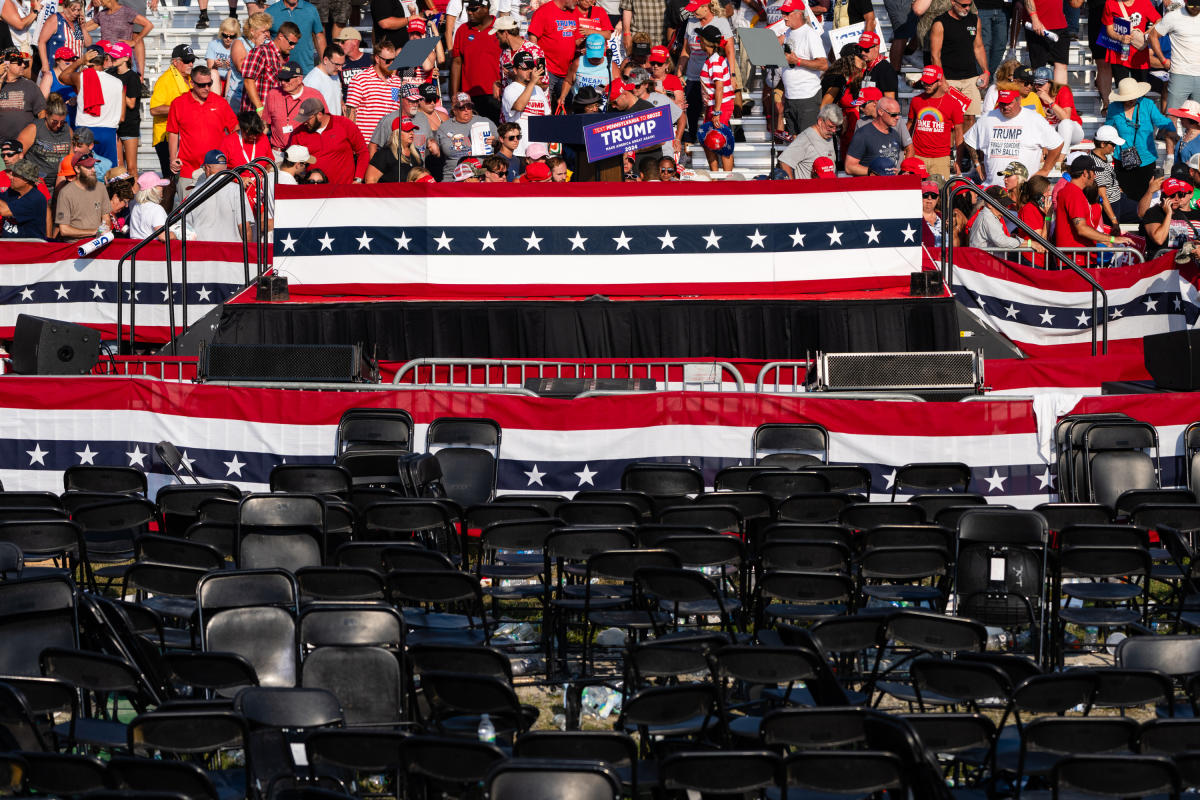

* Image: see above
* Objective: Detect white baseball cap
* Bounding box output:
[1093,124,1125,146]
[284,145,317,164]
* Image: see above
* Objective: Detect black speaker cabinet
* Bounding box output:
[200,343,370,382]
[256,274,289,301]
[1144,329,1200,390]
[10,314,101,375]
[910,271,943,296]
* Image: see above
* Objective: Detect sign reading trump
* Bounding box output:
[583,105,673,163]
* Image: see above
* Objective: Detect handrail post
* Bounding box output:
[938,177,1110,356]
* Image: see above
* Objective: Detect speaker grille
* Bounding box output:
[202,344,363,382]
[818,352,979,391]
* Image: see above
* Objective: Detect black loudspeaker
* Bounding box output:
[1144,330,1200,390]
[813,351,981,392]
[200,343,372,382]
[910,272,943,296]
[524,378,657,398]
[10,314,101,375]
[256,275,289,301]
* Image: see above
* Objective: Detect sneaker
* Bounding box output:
[195,9,209,28]
[773,130,794,145]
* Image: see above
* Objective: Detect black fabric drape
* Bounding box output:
[215,297,959,361]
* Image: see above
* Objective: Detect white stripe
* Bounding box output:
[275,191,921,230]
[0,257,247,286]
[276,248,921,286]
[0,301,221,328]
[957,265,1185,307]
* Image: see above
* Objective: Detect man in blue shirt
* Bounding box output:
[266,0,326,73]
[0,159,47,240]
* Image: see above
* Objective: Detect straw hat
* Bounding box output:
[1109,77,1151,104]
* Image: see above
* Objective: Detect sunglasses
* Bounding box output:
[922,192,938,198]
[220,32,236,38]
[193,80,213,87]
[284,37,300,45]
[504,134,521,140]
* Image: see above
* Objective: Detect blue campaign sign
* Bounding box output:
[1096,17,1130,53]
[583,105,673,163]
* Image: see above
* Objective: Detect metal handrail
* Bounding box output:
[940,176,1110,355]
[392,357,746,392]
[116,161,274,354]
[981,245,1145,267]
[248,156,279,278]
[755,361,813,393]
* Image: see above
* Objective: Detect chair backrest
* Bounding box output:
[154,441,199,484]
[239,494,325,530]
[753,423,829,462]
[555,501,641,528]
[63,465,147,495]
[299,606,404,726]
[434,448,496,507]
[660,751,781,795]
[0,574,78,676]
[892,462,972,498]
[426,417,502,453]
[335,409,413,455]
[269,465,353,497]
[486,759,621,800]
[620,462,704,497]
[1117,635,1200,679]
[1053,754,1180,800]
[1033,502,1114,531]
[776,493,854,523]
[234,686,344,729]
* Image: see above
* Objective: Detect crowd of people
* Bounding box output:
[0,0,1194,254]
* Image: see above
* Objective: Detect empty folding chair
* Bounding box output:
[1054,544,1151,668]
[1080,421,1161,509]
[746,471,831,500]
[334,409,413,456]
[711,645,823,740]
[513,732,639,798]
[426,417,502,455]
[269,466,352,498]
[782,750,905,798]
[485,759,620,800]
[891,462,972,499]
[1052,753,1180,800]
[621,463,704,510]
[911,492,987,521]
[64,466,147,495]
[617,683,719,758]
[298,604,404,727]
[1011,716,1141,794]
[659,750,781,798]
[72,497,157,591]
[419,671,534,744]
[17,752,111,796]
[1116,634,1200,716]
[156,484,241,539]
[776,492,855,523]
[126,707,252,800]
[433,448,496,507]
[402,735,506,800]
[40,647,149,752]
[237,494,325,572]
[714,465,783,493]
[0,680,52,751]
[295,566,385,603]
[388,569,491,646]
[234,687,344,797]
[0,519,87,580]
[0,574,78,676]
[839,502,926,530]
[197,569,300,689]
[753,422,829,464]
[154,440,201,485]
[107,757,219,800]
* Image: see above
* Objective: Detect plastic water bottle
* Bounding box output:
[477,712,496,743]
[1121,39,1131,61]
[1023,21,1059,41]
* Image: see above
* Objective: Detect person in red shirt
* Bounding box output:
[575,0,613,37]
[528,0,583,104]
[1017,174,1053,265]
[1102,0,1160,84]
[1055,154,1133,263]
[1025,0,1080,85]
[907,65,964,181]
[166,65,238,179]
[288,96,368,183]
[451,0,502,123]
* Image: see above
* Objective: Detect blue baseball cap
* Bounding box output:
[203,149,227,166]
[585,33,604,59]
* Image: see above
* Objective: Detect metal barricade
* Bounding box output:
[982,246,1144,268]
[391,358,746,392]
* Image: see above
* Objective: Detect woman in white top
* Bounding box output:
[2,0,40,72]
[129,171,172,240]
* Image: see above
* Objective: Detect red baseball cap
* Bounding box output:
[416,173,437,183]
[852,86,883,106]
[684,0,706,10]
[1163,177,1193,196]
[780,0,804,11]
[900,157,929,178]
[521,161,552,182]
[858,30,880,48]
[997,88,1021,104]
[649,45,670,63]
[920,64,942,84]
[392,116,417,131]
[407,16,426,33]
[921,179,939,194]
[812,156,836,178]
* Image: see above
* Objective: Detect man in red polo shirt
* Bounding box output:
[1056,154,1132,262]
[528,0,583,104]
[907,64,964,180]
[288,97,368,183]
[451,0,502,123]
[166,64,238,179]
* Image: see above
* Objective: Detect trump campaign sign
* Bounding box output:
[583,105,673,163]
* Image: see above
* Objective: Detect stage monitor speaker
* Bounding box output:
[813,350,981,392]
[10,314,101,375]
[525,377,657,398]
[200,343,371,382]
[1144,329,1200,390]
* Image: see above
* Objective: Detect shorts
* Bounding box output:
[312,0,350,25]
[698,120,735,157]
[117,118,140,139]
[1026,26,1069,66]
[883,0,917,39]
[945,76,982,115]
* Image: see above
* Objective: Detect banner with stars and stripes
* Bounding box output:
[0,240,252,342]
[268,179,925,299]
[1,374,1197,507]
[951,248,1200,357]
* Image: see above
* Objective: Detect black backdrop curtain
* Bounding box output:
[215,297,958,361]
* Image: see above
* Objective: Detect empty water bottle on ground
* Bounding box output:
[477,713,496,743]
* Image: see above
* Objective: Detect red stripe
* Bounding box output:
[0,376,1037,435]
[275,175,922,201]
[954,247,1183,293]
[0,239,253,264]
[986,351,1150,390]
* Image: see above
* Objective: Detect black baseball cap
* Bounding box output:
[1068,154,1097,176]
[1013,65,1034,83]
[419,82,440,101]
[276,61,304,81]
[171,43,196,62]
[512,50,536,69]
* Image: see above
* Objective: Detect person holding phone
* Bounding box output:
[1143,176,1199,253]
[501,50,549,158]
